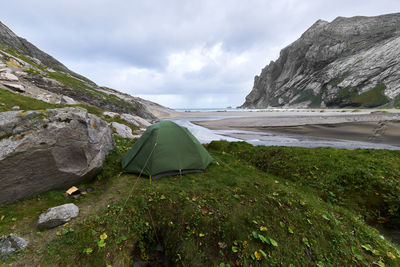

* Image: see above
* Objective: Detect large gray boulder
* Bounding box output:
[37,203,79,230]
[0,235,28,256]
[0,107,115,204]
[241,13,400,109]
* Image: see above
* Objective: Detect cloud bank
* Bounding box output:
[2,0,399,108]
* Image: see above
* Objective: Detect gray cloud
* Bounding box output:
[2,0,399,108]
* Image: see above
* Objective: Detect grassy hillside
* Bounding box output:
[0,43,154,119]
[1,138,400,266]
[0,88,62,112]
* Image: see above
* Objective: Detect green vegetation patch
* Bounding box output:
[328,70,350,87]
[208,141,400,224]
[1,139,400,266]
[309,92,323,108]
[47,71,137,112]
[0,44,43,70]
[47,72,95,93]
[0,88,62,112]
[292,89,314,105]
[353,83,390,108]
[337,86,359,100]
[393,94,400,109]
[289,89,322,108]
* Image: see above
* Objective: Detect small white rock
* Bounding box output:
[37,203,79,230]
[111,122,135,138]
[60,95,78,105]
[0,72,18,81]
[120,113,151,127]
[3,83,25,92]
[30,57,41,65]
[103,111,119,118]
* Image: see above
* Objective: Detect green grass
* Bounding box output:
[1,42,138,114]
[0,44,44,70]
[353,83,390,108]
[289,89,322,108]
[309,92,323,108]
[1,139,400,266]
[337,86,359,101]
[207,141,400,224]
[0,88,62,112]
[394,94,400,109]
[0,89,138,134]
[47,71,138,113]
[47,72,97,94]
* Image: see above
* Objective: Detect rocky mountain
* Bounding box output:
[241,13,400,109]
[0,21,174,120]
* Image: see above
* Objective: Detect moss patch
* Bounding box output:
[394,94,400,109]
[292,89,314,105]
[353,83,390,108]
[328,70,350,87]
[337,86,359,100]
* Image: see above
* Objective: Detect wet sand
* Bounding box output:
[236,121,400,146]
[190,111,400,147]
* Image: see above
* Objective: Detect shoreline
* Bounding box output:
[187,111,400,147]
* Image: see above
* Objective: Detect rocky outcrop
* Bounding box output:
[241,13,400,109]
[0,235,28,256]
[0,107,114,204]
[37,203,79,230]
[111,122,135,139]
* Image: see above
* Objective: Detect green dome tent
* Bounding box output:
[121,120,213,179]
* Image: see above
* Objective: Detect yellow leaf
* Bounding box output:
[259,226,268,231]
[387,251,396,259]
[199,233,205,237]
[243,240,248,248]
[254,251,262,261]
[100,232,108,240]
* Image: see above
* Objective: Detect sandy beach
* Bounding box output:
[164,109,400,147]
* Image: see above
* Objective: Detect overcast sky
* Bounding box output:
[2,1,399,108]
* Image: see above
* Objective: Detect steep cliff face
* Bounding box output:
[241,13,400,109]
[0,22,174,120]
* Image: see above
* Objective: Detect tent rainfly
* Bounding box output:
[121,120,213,179]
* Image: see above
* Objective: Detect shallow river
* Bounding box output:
[167,116,400,150]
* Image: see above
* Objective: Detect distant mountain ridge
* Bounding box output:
[241,13,400,109]
[0,21,174,119]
